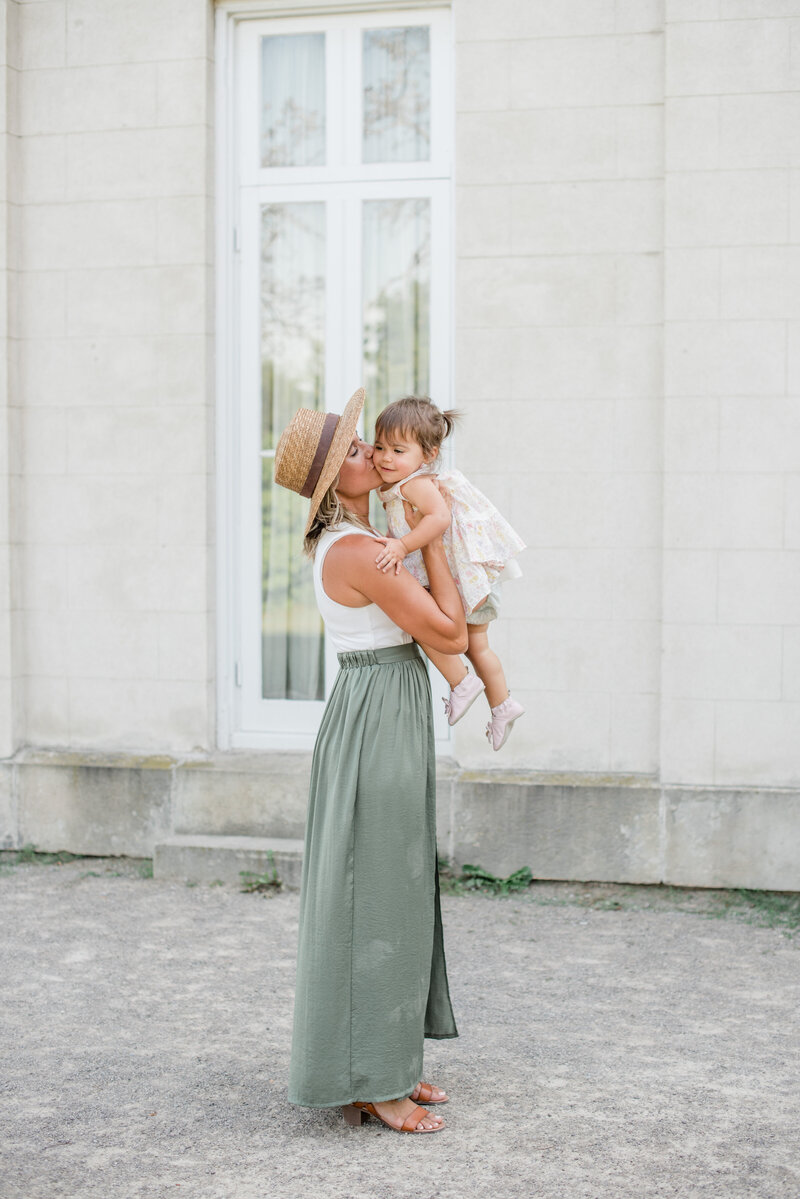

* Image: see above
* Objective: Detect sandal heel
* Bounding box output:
[342,1104,368,1127]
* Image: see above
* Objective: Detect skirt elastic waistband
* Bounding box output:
[337,643,420,669]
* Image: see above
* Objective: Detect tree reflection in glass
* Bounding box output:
[261,33,326,168]
[261,202,325,701]
[363,27,430,164]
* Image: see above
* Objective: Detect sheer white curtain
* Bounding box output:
[362,26,430,164]
[261,33,326,168]
[261,202,326,700]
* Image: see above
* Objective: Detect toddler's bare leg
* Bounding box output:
[465,625,509,708]
[419,643,468,689]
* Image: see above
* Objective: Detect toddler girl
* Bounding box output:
[373,396,526,751]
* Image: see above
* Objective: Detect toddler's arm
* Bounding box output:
[375,476,451,574]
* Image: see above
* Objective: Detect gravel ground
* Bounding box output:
[1,858,799,1199]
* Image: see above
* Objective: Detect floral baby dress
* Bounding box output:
[380,464,525,616]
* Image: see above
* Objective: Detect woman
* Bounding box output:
[273,388,467,1135]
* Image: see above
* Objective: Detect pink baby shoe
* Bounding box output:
[485,695,525,751]
[443,672,485,726]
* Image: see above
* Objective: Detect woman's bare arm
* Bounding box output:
[324,534,467,655]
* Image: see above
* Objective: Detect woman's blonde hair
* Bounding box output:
[303,478,366,558]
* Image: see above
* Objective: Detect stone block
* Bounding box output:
[721,0,800,13]
[498,617,613,692]
[616,0,664,32]
[721,246,800,319]
[157,612,210,682]
[606,473,662,548]
[153,835,305,889]
[66,0,208,67]
[785,474,800,548]
[610,620,660,693]
[458,254,617,329]
[18,753,172,855]
[664,397,719,472]
[511,325,661,400]
[446,777,662,883]
[615,254,663,325]
[66,405,206,477]
[455,0,616,41]
[610,693,659,775]
[20,336,160,407]
[664,474,718,549]
[173,753,311,840]
[158,546,208,613]
[665,96,719,171]
[662,549,719,623]
[503,547,614,620]
[791,169,800,242]
[14,2,66,71]
[718,550,800,624]
[66,545,161,611]
[455,185,511,257]
[666,170,789,247]
[26,476,159,548]
[0,761,14,848]
[18,63,157,136]
[456,109,616,185]
[663,788,800,890]
[714,702,800,787]
[666,0,719,18]
[663,624,783,701]
[613,398,662,473]
[67,678,209,752]
[783,627,800,699]
[611,548,661,621]
[65,126,208,201]
[719,93,800,169]
[156,58,211,127]
[17,134,66,204]
[616,106,664,178]
[453,327,514,400]
[511,180,662,255]
[156,196,209,265]
[510,33,663,109]
[18,544,67,612]
[12,271,67,340]
[459,399,614,475]
[665,249,720,320]
[521,471,610,547]
[717,473,784,548]
[24,676,71,745]
[659,696,716,784]
[455,40,510,111]
[665,321,785,397]
[21,609,68,677]
[719,398,800,473]
[667,18,792,96]
[156,475,209,548]
[19,200,157,271]
[20,406,67,475]
[66,611,160,680]
[65,264,207,338]
[155,334,210,406]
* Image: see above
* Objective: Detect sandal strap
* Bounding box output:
[401,1104,429,1132]
[414,1081,433,1102]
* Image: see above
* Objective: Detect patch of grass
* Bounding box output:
[137,859,154,880]
[720,889,800,934]
[438,857,533,897]
[5,843,83,867]
[240,850,283,894]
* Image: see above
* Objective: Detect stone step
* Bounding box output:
[153,834,304,889]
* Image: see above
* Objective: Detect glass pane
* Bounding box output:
[362,197,431,440]
[362,27,430,164]
[261,33,325,168]
[261,201,325,701]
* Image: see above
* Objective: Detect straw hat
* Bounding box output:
[274,387,366,534]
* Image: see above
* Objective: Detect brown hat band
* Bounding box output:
[299,412,339,498]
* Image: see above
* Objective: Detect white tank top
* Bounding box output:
[313,525,412,653]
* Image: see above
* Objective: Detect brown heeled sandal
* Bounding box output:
[411,1081,449,1105]
[342,1101,445,1133]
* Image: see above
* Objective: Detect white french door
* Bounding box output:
[218,6,453,748]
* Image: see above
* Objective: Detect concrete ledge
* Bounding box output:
[2,749,799,890]
[153,834,304,888]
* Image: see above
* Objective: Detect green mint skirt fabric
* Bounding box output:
[288,643,458,1109]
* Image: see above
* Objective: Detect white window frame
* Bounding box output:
[215,2,453,751]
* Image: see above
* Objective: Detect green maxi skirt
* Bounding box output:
[288,643,458,1109]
